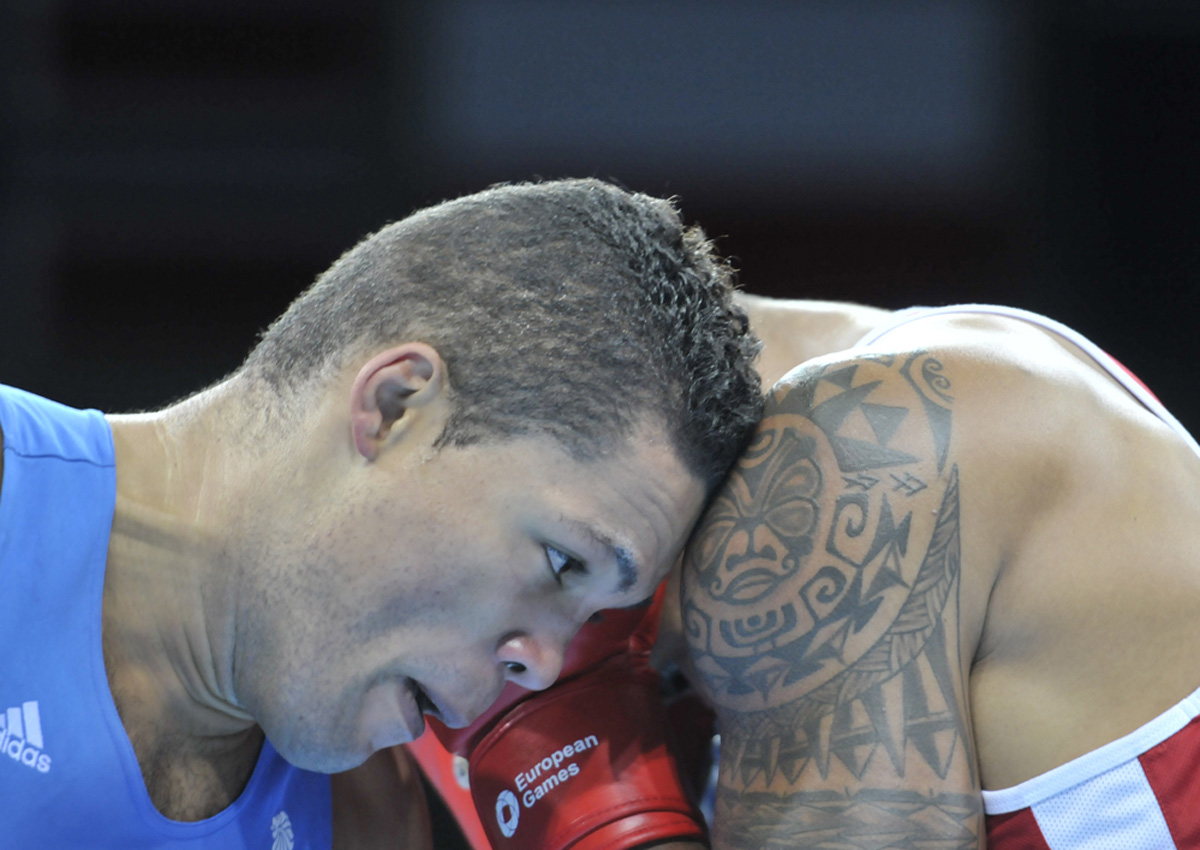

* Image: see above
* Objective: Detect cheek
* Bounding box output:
[350,557,508,647]
[337,502,537,638]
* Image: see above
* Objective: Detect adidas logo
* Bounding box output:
[0,701,52,774]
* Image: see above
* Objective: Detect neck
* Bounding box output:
[103,379,262,746]
[101,373,360,817]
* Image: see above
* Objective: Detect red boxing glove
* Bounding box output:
[405,732,491,850]
[427,582,707,850]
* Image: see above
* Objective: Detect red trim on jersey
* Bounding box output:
[1108,352,1162,404]
[987,807,1052,849]
[1139,715,1200,847]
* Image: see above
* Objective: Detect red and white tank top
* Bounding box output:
[860,304,1200,849]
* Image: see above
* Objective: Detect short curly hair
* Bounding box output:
[242,178,762,488]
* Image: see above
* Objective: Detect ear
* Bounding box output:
[349,343,447,461]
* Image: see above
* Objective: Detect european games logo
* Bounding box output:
[495,790,520,837]
[493,733,600,839]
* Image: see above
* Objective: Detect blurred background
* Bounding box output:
[1,0,1197,845]
[2,0,1199,426]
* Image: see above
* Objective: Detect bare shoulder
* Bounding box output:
[684,348,973,711]
[735,293,895,386]
[680,340,1032,849]
[332,746,432,850]
[679,314,1180,846]
[858,310,1159,494]
[902,313,1200,787]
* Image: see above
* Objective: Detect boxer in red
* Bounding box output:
[422,294,1200,850]
[689,298,1200,849]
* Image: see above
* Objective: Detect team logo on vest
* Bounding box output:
[270,810,294,850]
[493,733,600,837]
[0,700,51,774]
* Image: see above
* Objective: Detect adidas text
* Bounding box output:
[0,702,52,774]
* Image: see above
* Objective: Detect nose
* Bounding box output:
[496,632,566,691]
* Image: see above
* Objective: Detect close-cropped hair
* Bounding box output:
[241,178,763,488]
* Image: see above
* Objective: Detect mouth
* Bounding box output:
[363,677,430,750]
[410,679,436,716]
[411,679,470,728]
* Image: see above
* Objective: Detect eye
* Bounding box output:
[545,544,587,585]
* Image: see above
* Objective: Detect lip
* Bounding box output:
[364,678,425,750]
[414,679,470,728]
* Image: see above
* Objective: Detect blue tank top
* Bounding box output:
[0,385,333,849]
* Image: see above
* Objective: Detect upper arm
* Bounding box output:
[681,349,983,850]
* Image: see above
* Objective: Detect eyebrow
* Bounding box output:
[573,522,640,594]
[611,546,639,594]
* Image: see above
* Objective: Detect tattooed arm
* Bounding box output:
[682,349,985,850]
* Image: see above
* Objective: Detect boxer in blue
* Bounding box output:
[0,178,762,849]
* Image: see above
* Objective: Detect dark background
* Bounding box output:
[1,1,1197,844]
[3,1,1199,427]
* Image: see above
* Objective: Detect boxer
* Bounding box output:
[689,299,1200,849]
[0,178,763,849]
[419,295,1200,850]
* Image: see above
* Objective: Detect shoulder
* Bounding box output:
[680,336,992,843]
[787,311,1103,473]
[682,310,1143,846]
[684,343,973,712]
[735,294,895,387]
[682,318,1083,716]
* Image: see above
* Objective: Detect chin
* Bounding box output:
[269,733,370,775]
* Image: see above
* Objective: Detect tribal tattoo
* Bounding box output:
[683,352,980,850]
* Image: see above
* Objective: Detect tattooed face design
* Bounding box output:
[682,351,975,850]
[689,427,822,606]
[683,356,958,718]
